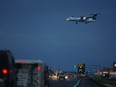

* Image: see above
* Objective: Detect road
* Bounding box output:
[0,78,104,87]
[50,78,103,87]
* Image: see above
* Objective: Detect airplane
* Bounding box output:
[66,13,99,24]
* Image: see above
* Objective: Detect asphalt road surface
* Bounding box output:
[50,78,103,87]
[0,78,103,87]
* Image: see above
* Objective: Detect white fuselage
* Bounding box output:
[66,17,96,23]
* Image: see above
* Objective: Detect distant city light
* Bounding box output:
[114,64,116,67]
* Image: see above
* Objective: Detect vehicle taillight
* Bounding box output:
[17,60,28,63]
[38,66,41,71]
[2,69,8,75]
[45,85,48,87]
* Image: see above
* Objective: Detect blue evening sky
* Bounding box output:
[0,0,116,71]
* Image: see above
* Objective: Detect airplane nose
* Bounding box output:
[66,18,69,21]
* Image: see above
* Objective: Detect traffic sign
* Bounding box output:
[78,63,85,74]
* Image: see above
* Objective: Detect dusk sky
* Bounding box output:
[0,0,116,71]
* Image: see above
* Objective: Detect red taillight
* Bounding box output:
[17,60,28,63]
[2,69,8,75]
[37,66,41,71]
[45,85,48,87]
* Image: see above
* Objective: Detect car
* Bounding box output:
[0,50,16,87]
[58,73,66,80]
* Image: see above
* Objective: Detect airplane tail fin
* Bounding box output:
[92,13,100,20]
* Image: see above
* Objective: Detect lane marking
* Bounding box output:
[74,79,81,87]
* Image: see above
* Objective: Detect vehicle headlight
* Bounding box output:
[65,76,68,79]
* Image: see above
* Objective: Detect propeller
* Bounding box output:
[80,16,87,21]
[80,16,84,20]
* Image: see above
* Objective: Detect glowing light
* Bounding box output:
[2,69,8,75]
[18,60,28,63]
[38,66,41,71]
[114,64,116,67]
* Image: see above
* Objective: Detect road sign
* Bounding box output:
[78,63,85,74]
